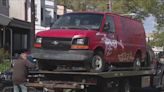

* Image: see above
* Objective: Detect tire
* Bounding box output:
[133,55,141,70]
[144,52,151,67]
[161,75,164,90]
[90,51,106,72]
[119,80,131,92]
[102,80,119,92]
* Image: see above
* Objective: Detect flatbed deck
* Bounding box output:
[29,69,156,78]
[26,68,162,92]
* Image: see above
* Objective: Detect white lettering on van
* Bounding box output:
[96,32,106,36]
[118,52,134,62]
[101,36,124,56]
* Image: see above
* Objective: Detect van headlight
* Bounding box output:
[72,38,88,45]
[71,38,89,49]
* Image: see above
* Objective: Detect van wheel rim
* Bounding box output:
[134,58,141,70]
[92,55,103,70]
[136,58,141,67]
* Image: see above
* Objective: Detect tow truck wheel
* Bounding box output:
[133,55,141,70]
[90,51,105,72]
[161,75,164,90]
[119,80,131,92]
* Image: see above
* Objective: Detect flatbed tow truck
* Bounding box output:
[23,12,163,92]
[25,65,164,92]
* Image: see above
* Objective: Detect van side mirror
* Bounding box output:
[104,22,110,32]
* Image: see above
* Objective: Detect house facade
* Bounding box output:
[9,0,73,33]
[0,0,9,48]
[9,0,57,33]
[0,0,31,56]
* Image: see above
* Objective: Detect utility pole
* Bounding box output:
[64,0,67,14]
[30,0,35,50]
[109,0,112,12]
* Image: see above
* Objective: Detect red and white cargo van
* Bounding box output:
[32,12,147,72]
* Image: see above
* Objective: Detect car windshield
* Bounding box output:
[51,13,104,30]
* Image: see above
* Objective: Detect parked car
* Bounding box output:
[145,45,158,69]
[158,51,164,64]
[32,12,147,72]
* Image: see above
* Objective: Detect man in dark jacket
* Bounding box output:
[12,52,35,92]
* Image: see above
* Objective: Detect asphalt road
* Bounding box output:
[1,88,163,92]
[1,86,163,92]
[133,88,160,92]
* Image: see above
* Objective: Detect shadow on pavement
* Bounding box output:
[132,87,161,92]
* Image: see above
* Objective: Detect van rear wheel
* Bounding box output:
[90,52,105,72]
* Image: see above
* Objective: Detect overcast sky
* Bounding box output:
[143,16,156,33]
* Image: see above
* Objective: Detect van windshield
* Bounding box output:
[51,13,104,30]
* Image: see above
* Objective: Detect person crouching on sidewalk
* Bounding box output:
[12,52,35,92]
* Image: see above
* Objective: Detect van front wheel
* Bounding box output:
[90,52,105,72]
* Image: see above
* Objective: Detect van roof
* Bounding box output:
[66,12,141,22]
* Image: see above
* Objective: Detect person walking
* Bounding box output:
[12,52,35,92]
